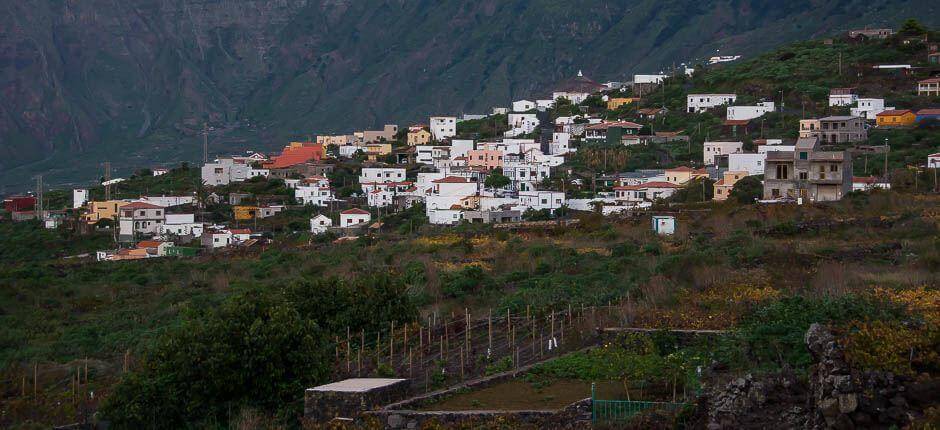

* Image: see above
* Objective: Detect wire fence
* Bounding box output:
[329,301,641,392]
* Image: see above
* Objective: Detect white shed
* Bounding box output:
[651,215,676,236]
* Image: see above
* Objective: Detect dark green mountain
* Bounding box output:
[2,0,937,189]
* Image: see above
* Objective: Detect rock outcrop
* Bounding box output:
[703,323,939,429]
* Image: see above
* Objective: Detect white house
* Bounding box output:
[727,102,775,121]
[687,94,737,113]
[416,146,451,165]
[851,177,891,192]
[360,168,406,184]
[503,156,551,192]
[851,98,893,120]
[201,230,233,249]
[118,202,166,240]
[430,116,457,141]
[549,132,572,155]
[829,88,858,107]
[506,113,539,137]
[614,182,681,203]
[703,141,744,165]
[73,189,88,209]
[158,213,202,237]
[339,145,361,158]
[137,195,194,208]
[536,99,554,110]
[518,190,565,211]
[295,185,334,206]
[512,100,536,112]
[429,209,464,225]
[728,153,766,176]
[634,74,667,85]
[651,215,676,236]
[339,208,371,227]
[310,214,333,234]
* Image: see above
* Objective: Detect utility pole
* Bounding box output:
[35,175,43,220]
[883,138,889,182]
[103,162,111,201]
[203,123,209,164]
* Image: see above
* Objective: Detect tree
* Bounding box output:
[484,169,511,189]
[898,19,926,37]
[730,176,763,204]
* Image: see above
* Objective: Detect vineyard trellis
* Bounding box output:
[330,298,642,392]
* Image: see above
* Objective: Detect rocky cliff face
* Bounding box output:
[702,324,940,429]
[2,0,938,188]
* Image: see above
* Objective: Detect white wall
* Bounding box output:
[430,116,457,141]
[728,153,766,176]
[687,94,737,113]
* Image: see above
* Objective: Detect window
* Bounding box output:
[776,164,789,180]
[799,152,808,160]
[799,172,808,180]
[830,164,838,172]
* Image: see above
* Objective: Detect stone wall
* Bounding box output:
[361,398,592,430]
[304,379,411,424]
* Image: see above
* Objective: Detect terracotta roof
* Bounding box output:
[121,202,164,210]
[916,109,940,115]
[265,144,325,169]
[432,176,470,184]
[137,240,165,248]
[638,108,664,115]
[853,176,879,184]
[341,208,370,215]
[876,109,913,117]
[665,166,694,172]
[919,78,940,84]
[723,119,751,126]
[229,229,251,234]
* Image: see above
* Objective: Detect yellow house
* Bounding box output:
[713,171,748,201]
[664,166,709,185]
[607,97,640,110]
[233,205,259,221]
[407,128,432,146]
[82,200,128,223]
[875,109,916,127]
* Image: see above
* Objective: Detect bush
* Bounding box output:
[729,176,762,204]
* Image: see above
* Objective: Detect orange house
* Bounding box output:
[876,109,916,127]
[466,149,503,170]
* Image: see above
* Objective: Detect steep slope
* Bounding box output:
[1,0,937,189]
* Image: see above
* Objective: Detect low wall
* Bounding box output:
[362,398,591,430]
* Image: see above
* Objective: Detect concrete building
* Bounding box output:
[651,215,676,235]
[73,189,89,209]
[763,137,853,202]
[815,116,867,143]
[713,170,749,201]
[728,153,766,176]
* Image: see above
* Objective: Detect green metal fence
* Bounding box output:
[590,383,688,425]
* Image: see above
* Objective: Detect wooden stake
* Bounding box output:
[459,346,465,380]
[358,347,362,376]
[488,309,493,354]
[409,348,413,377]
[390,321,395,364]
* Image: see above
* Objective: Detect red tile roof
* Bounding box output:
[137,241,165,248]
[342,208,370,215]
[876,109,913,117]
[916,109,940,115]
[723,119,751,126]
[229,229,251,234]
[265,144,325,169]
[919,78,940,84]
[433,176,471,184]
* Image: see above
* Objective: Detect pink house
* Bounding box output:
[467,149,504,170]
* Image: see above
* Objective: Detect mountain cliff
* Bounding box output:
[2,0,937,188]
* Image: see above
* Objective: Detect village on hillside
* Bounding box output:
[3,25,939,262]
